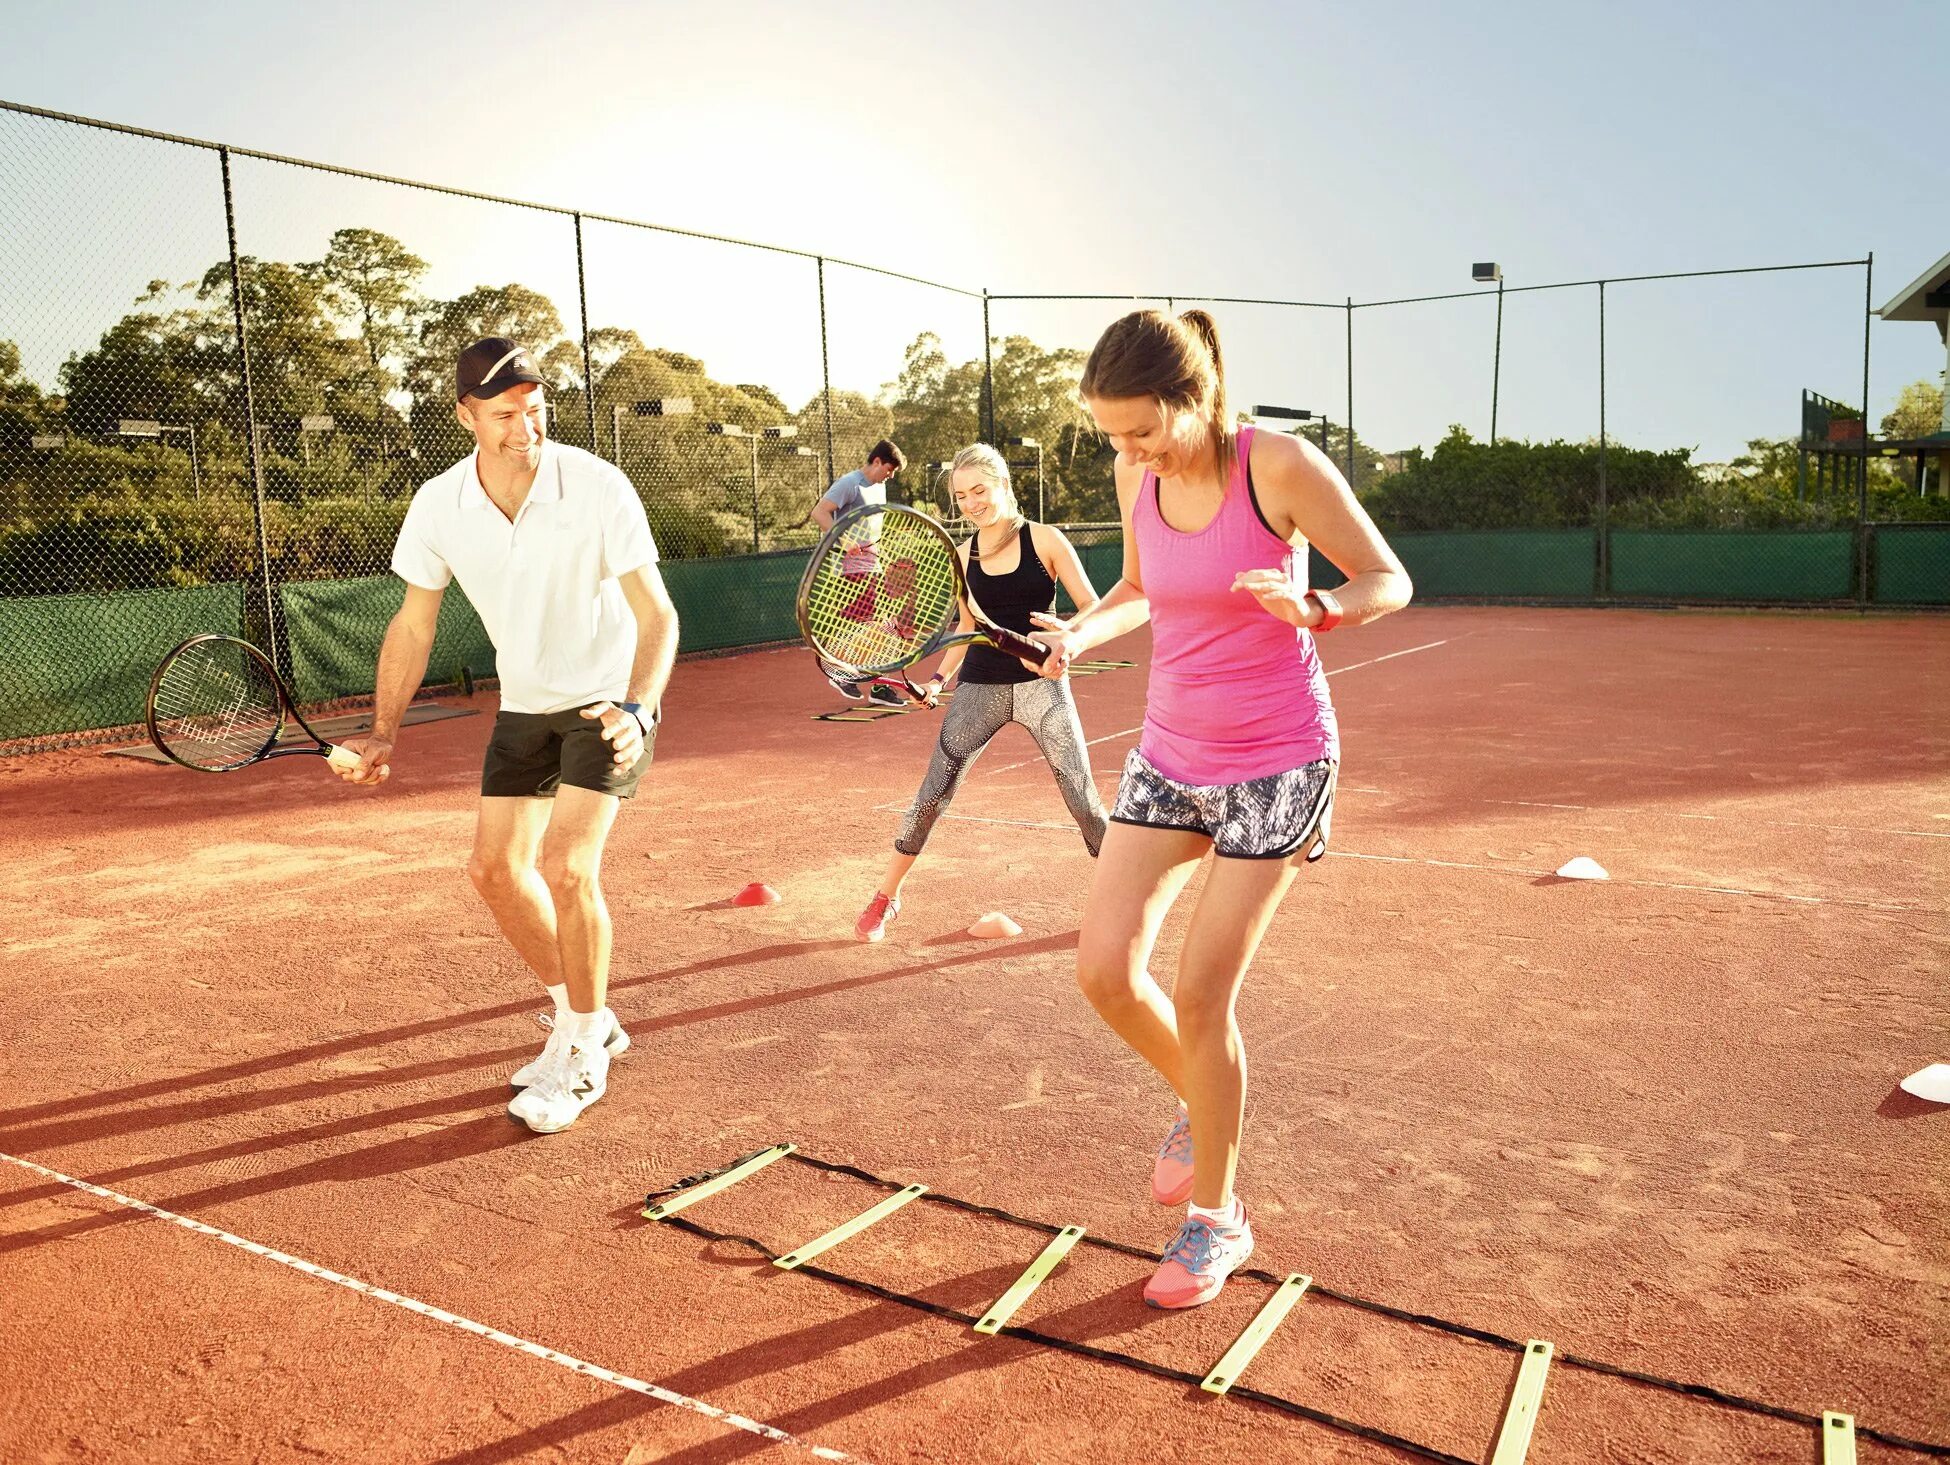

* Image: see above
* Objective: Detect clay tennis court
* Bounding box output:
[1,605,1944,1464]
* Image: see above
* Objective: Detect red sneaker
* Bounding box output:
[854,891,901,943]
[1143,1207,1254,1310]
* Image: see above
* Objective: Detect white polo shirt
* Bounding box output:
[392,440,658,715]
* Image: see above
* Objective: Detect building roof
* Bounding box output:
[1879,250,1950,341]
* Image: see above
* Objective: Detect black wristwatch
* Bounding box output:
[620,701,654,737]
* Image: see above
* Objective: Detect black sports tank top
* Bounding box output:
[961,522,1056,685]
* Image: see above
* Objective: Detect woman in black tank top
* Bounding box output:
[960,521,1056,685]
[853,445,1111,942]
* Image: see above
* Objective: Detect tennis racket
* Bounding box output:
[795,502,1047,681]
[147,633,362,775]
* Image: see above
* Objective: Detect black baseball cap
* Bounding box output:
[456,337,547,402]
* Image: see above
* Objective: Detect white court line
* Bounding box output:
[1464,798,1948,842]
[0,1152,863,1464]
[981,638,1454,780]
[871,815,1925,913]
[1325,851,1923,913]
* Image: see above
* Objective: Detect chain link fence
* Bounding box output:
[3,98,1944,749]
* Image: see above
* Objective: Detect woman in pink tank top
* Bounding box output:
[1033,309,1413,1310]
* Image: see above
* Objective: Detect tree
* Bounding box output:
[196,257,363,423]
[59,279,218,431]
[311,228,426,385]
[0,339,51,443]
[1882,378,1946,440]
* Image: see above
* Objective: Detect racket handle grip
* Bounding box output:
[989,627,1050,666]
[325,744,362,771]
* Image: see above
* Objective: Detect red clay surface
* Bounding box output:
[1,606,1945,1465]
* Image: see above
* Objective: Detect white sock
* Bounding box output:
[1189,1196,1242,1230]
[545,983,570,1022]
[562,1008,606,1043]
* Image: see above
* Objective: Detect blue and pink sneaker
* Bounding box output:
[1144,1207,1254,1310]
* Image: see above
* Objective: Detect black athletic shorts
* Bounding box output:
[481,704,655,799]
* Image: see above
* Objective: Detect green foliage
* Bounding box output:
[1358,426,1694,530]
[1882,378,1946,440]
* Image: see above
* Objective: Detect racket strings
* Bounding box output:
[802,511,959,674]
[151,642,283,769]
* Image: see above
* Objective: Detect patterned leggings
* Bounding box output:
[895,678,1108,857]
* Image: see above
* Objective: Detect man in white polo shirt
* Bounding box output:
[332,337,680,1135]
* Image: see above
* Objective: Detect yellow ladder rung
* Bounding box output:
[1200,1273,1312,1395]
[1489,1339,1554,1464]
[641,1143,795,1221]
[1821,1411,1856,1465]
[974,1227,1085,1335]
[774,1183,927,1270]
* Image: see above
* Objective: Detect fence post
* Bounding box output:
[817,256,835,488]
[1491,276,1503,445]
[219,145,282,672]
[1344,298,1355,488]
[575,212,597,454]
[1857,252,1874,605]
[982,289,995,444]
[1597,280,1609,598]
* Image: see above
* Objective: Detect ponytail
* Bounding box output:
[1081,307,1234,479]
[1176,309,1230,470]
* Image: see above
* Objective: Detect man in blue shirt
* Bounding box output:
[810,438,905,532]
[808,440,910,704]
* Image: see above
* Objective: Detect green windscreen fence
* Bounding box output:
[1054,528,1123,613]
[281,554,809,707]
[1609,530,1855,602]
[1389,530,1598,599]
[1871,524,1950,605]
[0,583,247,742]
[662,550,810,652]
[281,576,496,704]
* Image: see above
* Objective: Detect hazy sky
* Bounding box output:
[2,0,1943,459]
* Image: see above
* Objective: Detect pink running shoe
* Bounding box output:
[1152,1105,1194,1206]
[1144,1208,1254,1310]
[855,891,900,942]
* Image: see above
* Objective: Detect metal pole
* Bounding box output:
[1344,299,1355,487]
[1036,443,1044,521]
[574,212,597,453]
[1858,252,1873,603]
[1491,277,1504,444]
[219,145,280,665]
[982,289,995,444]
[612,404,624,464]
[750,437,761,553]
[1597,281,1608,597]
[817,256,836,486]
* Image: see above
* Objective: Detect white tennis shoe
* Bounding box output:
[511,1009,630,1088]
[507,1040,611,1134]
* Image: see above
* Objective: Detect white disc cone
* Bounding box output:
[1898,1063,1950,1104]
[1555,856,1609,881]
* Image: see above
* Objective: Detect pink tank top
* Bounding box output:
[1134,426,1337,784]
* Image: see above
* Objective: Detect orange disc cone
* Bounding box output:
[732,882,782,907]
